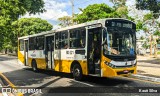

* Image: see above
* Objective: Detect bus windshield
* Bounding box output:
[103,27,136,56]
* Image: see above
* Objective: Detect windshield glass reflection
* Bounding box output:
[103,28,136,56]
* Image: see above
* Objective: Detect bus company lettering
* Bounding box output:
[31,54,36,57]
[66,51,74,55]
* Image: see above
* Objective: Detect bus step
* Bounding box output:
[88,74,100,77]
[95,64,100,69]
[95,68,100,74]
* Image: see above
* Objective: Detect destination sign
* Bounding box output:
[105,20,136,29]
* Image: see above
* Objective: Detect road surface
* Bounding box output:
[0,55,160,96]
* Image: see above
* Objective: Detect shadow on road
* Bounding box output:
[3,67,133,87]
[138,59,160,65]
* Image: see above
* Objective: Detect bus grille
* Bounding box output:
[117,70,134,75]
[115,65,133,68]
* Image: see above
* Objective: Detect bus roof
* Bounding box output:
[18,18,135,40]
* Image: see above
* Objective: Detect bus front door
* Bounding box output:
[46,36,54,70]
[87,28,102,75]
[24,40,28,66]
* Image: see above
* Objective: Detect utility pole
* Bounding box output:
[71,0,74,25]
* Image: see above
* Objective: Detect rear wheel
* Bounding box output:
[72,64,83,81]
[32,60,38,72]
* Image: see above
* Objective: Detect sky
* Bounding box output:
[22,0,114,29]
[22,0,159,38]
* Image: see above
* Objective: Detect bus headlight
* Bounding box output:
[131,61,137,67]
[104,61,116,68]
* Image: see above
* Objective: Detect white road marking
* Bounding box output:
[72,80,94,87]
[131,74,160,83]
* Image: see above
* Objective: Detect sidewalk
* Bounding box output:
[130,55,160,82]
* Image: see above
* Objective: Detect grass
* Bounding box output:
[158,51,160,55]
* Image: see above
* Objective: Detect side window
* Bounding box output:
[37,36,44,50]
[29,37,36,50]
[47,36,54,51]
[61,31,68,49]
[55,32,61,49]
[19,39,24,51]
[69,28,86,48]
[80,29,86,48]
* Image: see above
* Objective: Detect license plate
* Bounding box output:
[123,70,129,73]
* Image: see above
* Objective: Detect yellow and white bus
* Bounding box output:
[18,18,137,80]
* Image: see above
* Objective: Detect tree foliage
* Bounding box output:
[136,0,160,17]
[136,20,143,31]
[110,0,126,8]
[143,13,153,21]
[12,18,53,36]
[0,0,45,51]
[11,18,52,49]
[116,6,128,18]
[74,3,120,23]
[58,16,72,27]
[154,30,160,36]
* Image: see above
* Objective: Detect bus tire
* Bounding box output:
[73,64,83,81]
[32,60,38,72]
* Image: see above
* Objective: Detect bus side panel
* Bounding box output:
[28,57,46,69]
[78,60,88,75]
[28,57,32,67]
[18,51,25,65]
[54,60,70,73]
[54,50,88,75]
[28,50,46,69]
[36,58,46,69]
[54,59,88,75]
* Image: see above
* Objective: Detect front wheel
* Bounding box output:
[73,64,83,81]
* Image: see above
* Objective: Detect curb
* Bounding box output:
[130,74,160,83]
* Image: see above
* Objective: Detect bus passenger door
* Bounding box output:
[46,36,54,70]
[87,27,102,75]
[24,40,28,66]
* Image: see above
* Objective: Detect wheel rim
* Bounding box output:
[33,65,36,71]
[33,62,36,71]
[74,68,80,77]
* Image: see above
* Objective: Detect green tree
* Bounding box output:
[75,3,120,23]
[143,13,153,21]
[136,20,143,31]
[12,18,53,36]
[110,0,126,8]
[116,6,129,18]
[154,30,160,36]
[0,0,45,52]
[0,0,45,20]
[11,18,53,50]
[58,16,72,27]
[136,0,160,17]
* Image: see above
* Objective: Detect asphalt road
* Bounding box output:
[0,55,160,96]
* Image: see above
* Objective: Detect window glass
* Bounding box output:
[55,32,61,49]
[46,36,54,51]
[69,28,86,48]
[103,28,136,56]
[61,31,68,49]
[36,36,44,50]
[19,39,24,51]
[29,37,36,50]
